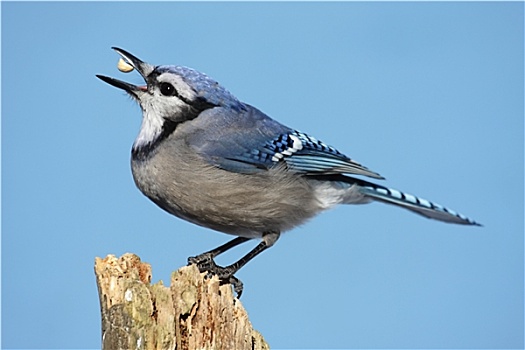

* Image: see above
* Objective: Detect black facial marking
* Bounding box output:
[149,70,217,112]
[191,96,218,112]
[132,119,179,161]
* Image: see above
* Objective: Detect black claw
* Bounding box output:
[188,252,214,271]
[227,275,244,298]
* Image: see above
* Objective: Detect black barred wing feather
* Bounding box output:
[260,131,384,179]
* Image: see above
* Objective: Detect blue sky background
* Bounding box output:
[2,2,523,349]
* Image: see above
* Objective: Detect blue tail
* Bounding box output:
[357,180,481,226]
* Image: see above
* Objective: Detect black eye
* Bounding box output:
[159,82,176,96]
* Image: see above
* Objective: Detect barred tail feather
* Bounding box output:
[358,184,481,226]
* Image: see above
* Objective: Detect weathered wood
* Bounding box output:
[95,253,269,350]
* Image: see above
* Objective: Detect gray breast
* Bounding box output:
[131,133,323,238]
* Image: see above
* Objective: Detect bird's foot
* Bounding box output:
[188,253,244,298]
[188,252,216,271]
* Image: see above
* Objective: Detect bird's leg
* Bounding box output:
[187,231,280,297]
[222,231,280,276]
[188,236,251,270]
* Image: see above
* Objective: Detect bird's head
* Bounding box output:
[97,47,243,122]
[97,47,244,154]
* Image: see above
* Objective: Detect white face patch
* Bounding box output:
[132,72,200,150]
[133,107,165,150]
[157,72,197,102]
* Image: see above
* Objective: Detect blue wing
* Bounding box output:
[185,104,383,179]
[256,131,383,179]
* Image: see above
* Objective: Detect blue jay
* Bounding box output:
[97,48,480,296]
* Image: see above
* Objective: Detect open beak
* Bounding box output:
[96,47,154,95]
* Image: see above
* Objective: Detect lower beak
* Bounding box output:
[96,74,147,95]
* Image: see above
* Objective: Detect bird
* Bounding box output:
[97,47,480,297]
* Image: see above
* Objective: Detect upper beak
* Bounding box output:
[96,47,154,94]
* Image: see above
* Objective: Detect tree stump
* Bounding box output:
[94,253,269,350]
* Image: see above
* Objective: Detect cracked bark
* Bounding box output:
[95,253,269,350]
